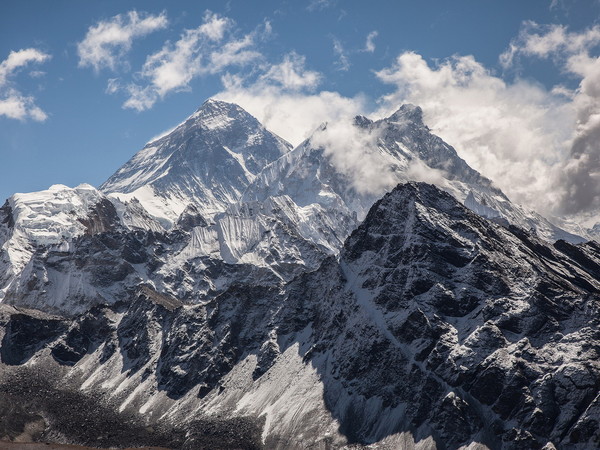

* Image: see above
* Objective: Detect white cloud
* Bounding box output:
[364,31,378,53]
[209,34,262,72]
[198,11,232,41]
[310,118,397,196]
[216,59,366,146]
[28,70,46,79]
[501,22,600,215]
[120,12,266,111]
[0,89,48,121]
[0,48,51,121]
[375,51,575,216]
[77,10,168,72]
[105,78,120,94]
[500,21,600,68]
[333,38,350,71]
[122,84,157,111]
[260,52,321,91]
[0,48,50,86]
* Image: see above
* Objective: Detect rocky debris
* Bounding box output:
[0,365,264,449]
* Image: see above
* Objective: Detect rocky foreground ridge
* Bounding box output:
[0,182,598,449]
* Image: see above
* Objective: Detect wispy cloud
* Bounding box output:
[500,21,600,68]
[217,52,365,146]
[333,38,350,71]
[260,52,321,91]
[118,11,267,111]
[28,70,46,79]
[0,48,51,121]
[77,10,168,72]
[197,11,231,41]
[307,0,337,12]
[310,118,396,196]
[0,48,50,85]
[363,31,378,53]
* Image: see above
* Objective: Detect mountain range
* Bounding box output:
[0,99,598,449]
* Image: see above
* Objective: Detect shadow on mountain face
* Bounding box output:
[1,183,599,449]
[279,184,600,449]
[1,314,67,365]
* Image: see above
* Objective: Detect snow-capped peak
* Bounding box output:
[101,100,293,227]
[385,103,425,126]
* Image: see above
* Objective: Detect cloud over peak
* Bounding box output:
[217,50,365,146]
[375,51,574,216]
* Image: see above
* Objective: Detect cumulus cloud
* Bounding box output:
[501,22,600,215]
[119,11,266,111]
[216,53,366,146]
[363,31,378,53]
[310,119,397,196]
[261,52,321,91]
[77,10,168,72]
[375,51,574,215]
[0,48,51,121]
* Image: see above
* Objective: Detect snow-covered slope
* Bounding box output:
[1,182,598,449]
[245,104,585,245]
[0,184,332,316]
[0,100,588,318]
[0,184,153,314]
[101,99,292,227]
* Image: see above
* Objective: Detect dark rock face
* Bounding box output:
[283,182,600,447]
[176,204,208,231]
[0,182,598,449]
[78,197,120,235]
[1,204,314,316]
[0,201,14,229]
[1,313,67,365]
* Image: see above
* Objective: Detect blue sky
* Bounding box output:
[1,0,600,218]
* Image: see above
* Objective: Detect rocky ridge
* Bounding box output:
[0,182,598,448]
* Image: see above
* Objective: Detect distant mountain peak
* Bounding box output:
[197,97,235,110]
[101,99,292,225]
[193,98,252,121]
[385,103,424,126]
